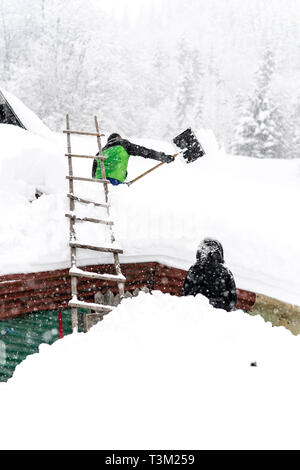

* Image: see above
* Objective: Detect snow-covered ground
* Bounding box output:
[1,291,300,450]
[0,118,299,305]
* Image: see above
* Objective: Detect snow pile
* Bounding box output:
[0,122,299,304]
[0,125,67,274]
[0,124,65,196]
[1,291,300,450]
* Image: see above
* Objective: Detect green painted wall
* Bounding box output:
[0,309,83,382]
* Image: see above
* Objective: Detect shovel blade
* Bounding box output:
[173,128,205,163]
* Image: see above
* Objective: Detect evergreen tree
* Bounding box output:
[231,48,285,158]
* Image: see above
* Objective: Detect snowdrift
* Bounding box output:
[0,123,299,305]
[1,291,300,450]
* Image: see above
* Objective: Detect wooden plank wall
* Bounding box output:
[0,262,256,320]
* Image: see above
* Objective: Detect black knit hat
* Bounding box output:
[196,238,224,264]
[107,133,121,142]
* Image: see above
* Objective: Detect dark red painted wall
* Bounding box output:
[0,263,256,320]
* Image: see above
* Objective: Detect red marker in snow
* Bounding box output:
[58,310,63,339]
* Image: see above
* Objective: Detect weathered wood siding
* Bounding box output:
[0,262,256,320]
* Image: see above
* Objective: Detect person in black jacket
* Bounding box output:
[92,133,175,185]
[182,238,237,312]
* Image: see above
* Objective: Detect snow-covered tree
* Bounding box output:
[231,48,285,158]
[1,0,300,152]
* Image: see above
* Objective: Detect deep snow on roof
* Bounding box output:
[0,88,52,139]
[0,124,299,305]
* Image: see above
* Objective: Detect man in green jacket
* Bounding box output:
[92,133,175,185]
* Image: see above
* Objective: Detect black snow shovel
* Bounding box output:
[126,128,205,186]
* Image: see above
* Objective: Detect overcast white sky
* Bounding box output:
[91,0,163,22]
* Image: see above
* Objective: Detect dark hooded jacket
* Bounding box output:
[182,239,237,312]
[92,135,174,179]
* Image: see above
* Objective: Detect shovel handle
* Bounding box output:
[127,153,179,186]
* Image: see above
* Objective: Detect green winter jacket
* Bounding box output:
[95,145,130,183]
[92,137,174,183]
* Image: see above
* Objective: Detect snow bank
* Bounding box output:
[0,124,299,305]
[1,291,300,450]
[0,124,65,195]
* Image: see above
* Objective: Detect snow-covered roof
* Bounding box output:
[0,88,52,139]
[0,125,299,305]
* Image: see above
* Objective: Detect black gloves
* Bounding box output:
[160,153,175,163]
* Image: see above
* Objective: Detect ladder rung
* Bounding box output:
[70,242,123,254]
[66,176,110,184]
[68,298,113,313]
[67,193,110,208]
[69,267,126,282]
[63,130,105,137]
[65,153,107,160]
[65,213,114,225]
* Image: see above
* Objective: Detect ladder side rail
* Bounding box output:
[113,252,125,298]
[94,116,115,244]
[66,114,78,332]
[94,116,110,206]
[94,116,124,299]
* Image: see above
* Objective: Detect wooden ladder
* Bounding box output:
[64,114,125,332]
